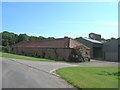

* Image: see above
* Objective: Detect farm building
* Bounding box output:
[76,33,119,62]
[76,33,103,59]
[11,37,90,62]
[103,38,118,62]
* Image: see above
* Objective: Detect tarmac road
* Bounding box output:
[2,58,76,88]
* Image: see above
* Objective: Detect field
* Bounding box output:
[0,52,64,62]
[56,66,119,89]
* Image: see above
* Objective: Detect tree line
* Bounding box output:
[0,31,55,46]
[0,31,54,52]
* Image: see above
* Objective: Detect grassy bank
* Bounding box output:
[0,52,65,62]
[56,66,119,89]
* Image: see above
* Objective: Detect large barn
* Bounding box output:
[11,37,90,62]
[76,36,103,59]
[103,39,118,62]
[76,33,119,62]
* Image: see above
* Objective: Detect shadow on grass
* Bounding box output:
[97,71,120,80]
[97,71,120,76]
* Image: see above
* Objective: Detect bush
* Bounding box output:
[2,46,10,53]
[0,46,2,52]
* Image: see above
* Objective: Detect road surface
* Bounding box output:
[2,58,77,88]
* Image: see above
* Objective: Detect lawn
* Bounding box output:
[0,52,65,62]
[56,66,119,89]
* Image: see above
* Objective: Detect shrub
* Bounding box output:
[2,46,10,53]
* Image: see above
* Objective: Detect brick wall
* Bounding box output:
[13,38,69,48]
[12,47,73,61]
[11,38,90,62]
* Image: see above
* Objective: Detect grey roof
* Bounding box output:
[83,37,102,44]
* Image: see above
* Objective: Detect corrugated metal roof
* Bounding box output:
[83,37,102,44]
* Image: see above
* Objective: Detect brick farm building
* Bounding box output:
[11,37,90,62]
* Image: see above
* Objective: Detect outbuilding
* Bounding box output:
[11,37,90,62]
[76,37,103,59]
[103,39,118,62]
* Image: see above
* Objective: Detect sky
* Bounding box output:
[2,2,118,39]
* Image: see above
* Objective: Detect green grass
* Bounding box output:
[56,66,119,89]
[0,52,65,62]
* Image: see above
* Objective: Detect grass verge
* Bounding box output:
[0,52,65,62]
[56,66,119,89]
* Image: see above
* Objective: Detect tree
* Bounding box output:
[38,36,46,40]
[29,36,39,41]
[47,37,55,40]
[2,31,18,46]
[111,37,116,39]
[17,34,29,42]
[1,31,55,47]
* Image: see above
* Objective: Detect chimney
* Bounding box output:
[64,36,68,38]
[89,33,101,41]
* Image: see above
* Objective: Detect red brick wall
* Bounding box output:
[11,38,90,61]
[12,47,73,61]
[13,38,69,48]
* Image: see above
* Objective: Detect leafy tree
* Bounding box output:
[1,31,55,47]
[17,34,29,42]
[38,36,46,40]
[111,37,116,39]
[2,31,18,46]
[47,37,55,40]
[29,36,39,41]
